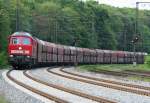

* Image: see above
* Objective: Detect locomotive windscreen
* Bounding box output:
[11,38,20,44]
[10,37,31,45]
[22,38,31,45]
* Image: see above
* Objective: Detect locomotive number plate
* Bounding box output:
[11,50,30,54]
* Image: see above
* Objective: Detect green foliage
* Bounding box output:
[1,0,150,68]
[145,55,150,67]
[2,0,150,51]
[0,52,8,68]
[0,0,11,68]
[79,64,150,73]
[0,0,11,51]
[79,64,150,81]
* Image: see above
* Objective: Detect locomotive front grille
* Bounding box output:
[9,55,31,65]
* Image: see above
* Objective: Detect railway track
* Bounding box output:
[124,70,150,75]
[60,68,150,91]
[47,67,150,97]
[6,69,116,103]
[123,71,150,78]
[7,70,68,103]
[25,70,116,103]
[88,69,150,78]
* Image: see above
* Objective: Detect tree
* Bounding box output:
[0,0,11,51]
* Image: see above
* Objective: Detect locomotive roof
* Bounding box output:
[12,32,32,37]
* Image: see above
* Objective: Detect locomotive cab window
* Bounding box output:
[23,38,31,45]
[11,38,20,44]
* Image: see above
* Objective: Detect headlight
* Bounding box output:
[9,55,13,57]
[19,47,22,50]
[27,56,30,58]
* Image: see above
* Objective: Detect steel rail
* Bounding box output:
[123,71,150,77]
[86,69,150,78]
[6,70,69,103]
[60,68,150,91]
[24,70,116,103]
[47,68,150,97]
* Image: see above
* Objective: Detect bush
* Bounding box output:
[145,55,150,67]
[0,52,8,68]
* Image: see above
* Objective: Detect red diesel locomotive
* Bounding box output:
[8,32,145,69]
[8,32,37,69]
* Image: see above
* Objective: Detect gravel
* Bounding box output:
[65,67,150,87]
[0,69,44,103]
[29,67,150,103]
[10,70,96,103]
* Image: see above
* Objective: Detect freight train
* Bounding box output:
[8,32,145,69]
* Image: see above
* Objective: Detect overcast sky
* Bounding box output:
[96,0,150,9]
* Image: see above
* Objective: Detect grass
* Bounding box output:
[0,96,9,103]
[79,64,150,72]
[128,76,150,82]
[0,52,9,69]
[78,55,150,82]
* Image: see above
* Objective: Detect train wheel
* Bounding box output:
[13,66,19,70]
[28,65,31,69]
[26,64,32,69]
